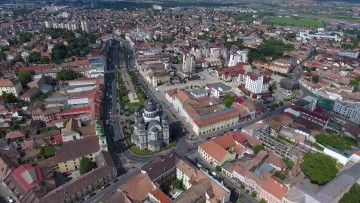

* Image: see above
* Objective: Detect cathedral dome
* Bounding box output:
[144,99,157,112]
[161,114,168,121]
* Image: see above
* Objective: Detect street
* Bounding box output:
[87,37,312,203]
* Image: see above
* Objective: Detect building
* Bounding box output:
[41,151,117,202]
[166,89,241,135]
[146,68,170,87]
[80,20,92,33]
[198,134,245,166]
[88,51,106,78]
[0,79,22,97]
[229,50,248,67]
[298,31,342,42]
[280,78,300,90]
[141,150,183,184]
[205,82,232,99]
[181,53,195,78]
[131,100,170,151]
[324,146,353,165]
[55,135,100,172]
[3,163,55,203]
[333,101,360,124]
[20,87,40,102]
[269,59,292,74]
[175,159,231,203]
[240,70,271,99]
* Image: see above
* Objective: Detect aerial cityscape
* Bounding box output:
[0,0,359,203]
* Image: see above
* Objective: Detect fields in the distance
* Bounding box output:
[265,16,325,27]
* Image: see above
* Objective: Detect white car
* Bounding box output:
[6,196,14,203]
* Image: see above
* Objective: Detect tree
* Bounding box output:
[282,157,294,170]
[80,157,96,175]
[51,42,68,64]
[2,92,17,103]
[311,75,319,83]
[253,145,264,154]
[279,101,284,106]
[259,199,267,203]
[349,80,359,87]
[251,191,257,198]
[28,52,41,63]
[339,183,360,203]
[215,165,222,172]
[171,56,180,64]
[17,70,33,87]
[274,171,286,180]
[18,32,33,44]
[56,69,84,81]
[311,67,317,71]
[269,82,277,92]
[171,179,184,191]
[0,50,6,61]
[300,152,338,185]
[285,32,296,40]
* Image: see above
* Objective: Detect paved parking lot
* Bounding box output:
[156,70,241,94]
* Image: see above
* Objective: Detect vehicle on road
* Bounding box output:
[6,196,14,203]
[101,183,111,190]
[196,163,202,168]
[187,148,192,152]
[113,178,119,183]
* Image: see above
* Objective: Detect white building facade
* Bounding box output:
[229,50,248,67]
[333,101,360,124]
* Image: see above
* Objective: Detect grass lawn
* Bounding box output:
[266,16,324,28]
[39,145,55,158]
[129,140,179,156]
[315,133,359,151]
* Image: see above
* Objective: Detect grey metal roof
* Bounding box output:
[190,88,207,96]
[207,82,231,91]
[253,162,274,176]
[325,146,353,158]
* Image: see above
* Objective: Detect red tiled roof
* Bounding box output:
[236,98,245,104]
[51,134,63,144]
[194,108,240,127]
[230,131,247,144]
[19,64,53,72]
[260,177,288,201]
[199,140,228,163]
[60,106,92,116]
[88,50,105,57]
[12,164,44,191]
[149,190,171,203]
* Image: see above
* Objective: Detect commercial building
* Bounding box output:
[228,50,248,67]
[333,101,360,124]
[240,70,272,100]
[88,51,106,78]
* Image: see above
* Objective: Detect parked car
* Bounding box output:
[62,172,72,176]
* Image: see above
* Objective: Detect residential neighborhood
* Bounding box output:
[0,0,359,203]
